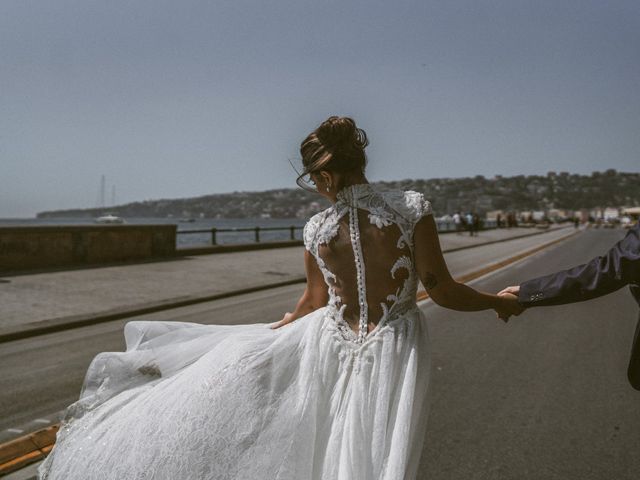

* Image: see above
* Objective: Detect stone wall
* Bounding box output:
[0,225,177,272]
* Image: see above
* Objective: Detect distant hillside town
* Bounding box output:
[37,169,640,222]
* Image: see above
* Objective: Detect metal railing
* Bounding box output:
[176,220,500,246]
[178,225,303,245]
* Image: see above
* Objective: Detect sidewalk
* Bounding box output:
[0,226,569,340]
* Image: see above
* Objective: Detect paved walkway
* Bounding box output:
[0,226,568,335]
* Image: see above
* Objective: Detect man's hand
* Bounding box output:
[270,312,296,329]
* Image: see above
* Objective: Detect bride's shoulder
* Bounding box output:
[380,189,432,223]
[303,207,334,251]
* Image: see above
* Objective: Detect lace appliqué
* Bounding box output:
[379,256,413,318]
[367,209,394,229]
[315,214,341,247]
[390,255,412,280]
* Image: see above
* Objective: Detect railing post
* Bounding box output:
[211,228,217,245]
[255,226,260,242]
[290,225,295,240]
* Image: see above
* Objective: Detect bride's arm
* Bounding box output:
[270,249,329,329]
[413,214,521,320]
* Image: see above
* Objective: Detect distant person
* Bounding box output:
[466,212,474,236]
[497,223,640,390]
[460,211,468,233]
[453,211,463,234]
[496,213,502,228]
[40,116,520,479]
[472,213,481,235]
[574,217,580,229]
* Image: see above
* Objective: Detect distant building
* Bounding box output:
[603,207,620,221]
[547,209,568,221]
[578,209,590,223]
[622,207,640,220]
[485,210,503,220]
[532,211,546,221]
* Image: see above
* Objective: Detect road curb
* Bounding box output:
[0,426,58,476]
[439,226,569,254]
[0,277,307,344]
[0,227,581,475]
[0,226,571,344]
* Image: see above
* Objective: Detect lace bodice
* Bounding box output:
[303,184,432,343]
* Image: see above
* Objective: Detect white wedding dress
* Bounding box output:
[39,184,433,480]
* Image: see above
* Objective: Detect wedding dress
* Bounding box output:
[38,183,433,480]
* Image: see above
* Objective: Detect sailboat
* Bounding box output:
[95,213,125,224]
[94,176,125,223]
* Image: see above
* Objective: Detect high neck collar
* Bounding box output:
[335,183,375,206]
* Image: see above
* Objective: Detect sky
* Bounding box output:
[1,0,639,217]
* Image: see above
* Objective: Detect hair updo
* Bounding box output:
[297,116,369,189]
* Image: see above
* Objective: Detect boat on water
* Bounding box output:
[94,213,125,224]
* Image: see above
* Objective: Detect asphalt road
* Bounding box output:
[2,227,638,479]
[417,228,639,480]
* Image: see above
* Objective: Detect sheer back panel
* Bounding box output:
[304,184,432,344]
[318,209,411,334]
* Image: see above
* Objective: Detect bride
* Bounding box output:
[39,116,518,480]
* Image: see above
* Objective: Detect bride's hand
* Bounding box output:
[498,285,520,297]
[494,293,525,322]
[270,312,296,329]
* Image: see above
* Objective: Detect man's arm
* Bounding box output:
[518,224,640,307]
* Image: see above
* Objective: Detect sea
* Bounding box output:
[0,217,308,248]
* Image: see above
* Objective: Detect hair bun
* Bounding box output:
[297,115,369,189]
[316,116,369,151]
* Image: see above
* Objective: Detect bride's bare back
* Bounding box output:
[304,183,431,343]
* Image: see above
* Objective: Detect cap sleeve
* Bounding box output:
[303,212,322,253]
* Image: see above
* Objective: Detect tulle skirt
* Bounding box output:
[38,305,431,480]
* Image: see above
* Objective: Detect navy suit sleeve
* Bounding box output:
[518,224,640,307]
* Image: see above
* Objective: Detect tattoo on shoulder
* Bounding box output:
[424,272,438,290]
